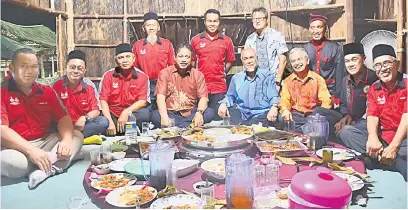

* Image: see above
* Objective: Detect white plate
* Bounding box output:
[316,148,359,161]
[150,194,205,209]
[201,158,226,179]
[254,188,289,209]
[172,159,199,177]
[109,158,137,171]
[106,185,157,207]
[334,172,365,191]
[90,173,137,191]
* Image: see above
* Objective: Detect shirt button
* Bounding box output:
[317,61,320,63]
[318,52,320,54]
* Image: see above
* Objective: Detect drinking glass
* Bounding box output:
[260,154,274,165]
[90,148,101,166]
[169,118,176,127]
[322,146,334,164]
[284,120,295,132]
[201,186,216,209]
[265,160,280,191]
[223,116,231,125]
[141,122,150,136]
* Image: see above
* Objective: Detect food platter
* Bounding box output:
[255,140,308,157]
[106,185,158,207]
[150,194,205,209]
[316,148,359,162]
[334,172,365,191]
[181,125,254,149]
[254,129,299,141]
[90,173,137,191]
[151,127,183,140]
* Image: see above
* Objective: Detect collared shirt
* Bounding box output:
[132,37,175,80]
[53,76,99,123]
[279,70,332,114]
[1,77,68,141]
[99,67,150,117]
[190,31,236,94]
[245,27,288,78]
[304,38,345,103]
[155,65,208,117]
[219,68,280,120]
[339,68,378,121]
[366,74,407,144]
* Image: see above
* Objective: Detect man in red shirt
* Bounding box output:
[53,50,109,138]
[152,43,214,128]
[99,43,150,136]
[190,9,236,117]
[132,12,175,109]
[1,48,83,189]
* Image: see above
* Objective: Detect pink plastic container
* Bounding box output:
[289,167,352,209]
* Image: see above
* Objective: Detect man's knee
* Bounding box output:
[98,116,110,127]
[134,108,151,122]
[151,110,161,127]
[1,149,31,178]
[203,108,215,122]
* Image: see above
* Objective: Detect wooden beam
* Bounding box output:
[123,0,128,42]
[57,14,64,77]
[270,3,344,13]
[66,0,75,52]
[397,0,405,73]
[74,43,120,48]
[3,0,68,19]
[74,12,255,19]
[345,0,354,43]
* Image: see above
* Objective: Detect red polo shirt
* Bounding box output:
[1,78,68,141]
[53,76,99,123]
[366,75,407,144]
[190,32,236,94]
[99,67,150,117]
[132,37,175,80]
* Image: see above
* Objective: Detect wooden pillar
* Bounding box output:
[345,0,354,43]
[397,0,405,73]
[57,14,64,76]
[66,0,75,52]
[123,0,128,42]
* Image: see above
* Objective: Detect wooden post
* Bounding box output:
[345,0,354,43]
[66,0,75,52]
[397,0,404,73]
[123,0,128,42]
[57,14,64,76]
[406,0,408,73]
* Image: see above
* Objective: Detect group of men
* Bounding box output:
[1,7,406,189]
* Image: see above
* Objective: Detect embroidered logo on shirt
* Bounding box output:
[400,97,406,100]
[130,85,137,88]
[60,92,68,99]
[377,96,386,104]
[140,49,146,55]
[81,100,88,105]
[39,102,48,105]
[200,42,206,48]
[363,85,369,94]
[9,97,20,105]
[112,82,119,89]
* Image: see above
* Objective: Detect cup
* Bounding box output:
[322,146,334,164]
[260,154,274,165]
[284,120,295,132]
[201,185,216,209]
[90,148,101,166]
[169,118,176,127]
[223,116,231,125]
[141,122,150,136]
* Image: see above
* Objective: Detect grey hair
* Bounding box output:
[288,48,309,61]
[252,7,268,20]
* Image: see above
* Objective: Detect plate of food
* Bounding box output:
[152,128,182,139]
[90,173,137,191]
[106,185,157,207]
[256,140,308,157]
[334,172,365,191]
[150,194,205,209]
[316,148,359,162]
[201,158,226,179]
[231,125,254,135]
[254,187,289,209]
[109,158,138,171]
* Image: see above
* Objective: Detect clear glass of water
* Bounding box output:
[223,116,231,125]
[201,186,216,209]
[141,122,150,136]
[265,160,280,191]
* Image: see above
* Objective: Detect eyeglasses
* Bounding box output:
[373,60,396,71]
[252,17,266,22]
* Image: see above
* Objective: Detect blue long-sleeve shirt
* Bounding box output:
[219,68,280,120]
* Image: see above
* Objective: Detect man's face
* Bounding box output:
[344,54,365,76]
[252,12,267,31]
[10,53,39,88]
[116,52,135,70]
[309,20,325,41]
[373,55,399,83]
[290,51,309,73]
[175,48,192,70]
[66,59,86,82]
[241,49,258,72]
[205,13,220,34]
[144,19,160,36]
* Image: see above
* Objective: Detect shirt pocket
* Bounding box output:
[321,56,334,70]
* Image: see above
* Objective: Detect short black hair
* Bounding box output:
[11,48,37,64]
[252,7,268,20]
[175,43,193,55]
[204,9,221,20]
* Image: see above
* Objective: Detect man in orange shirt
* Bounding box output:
[279,48,332,132]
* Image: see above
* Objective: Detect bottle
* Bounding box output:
[125,111,138,145]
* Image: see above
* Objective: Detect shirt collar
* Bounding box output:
[244,67,261,81]
[113,67,138,79]
[312,37,327,47]
[8,77,44,95]
[256,27,270,39]
[348,67,369,85]
[172,65,192,77]
[62,75,87,92]
[292,70,313,82]
[375,73,405,90]
[143,36,162,45]
[200,31,224,40]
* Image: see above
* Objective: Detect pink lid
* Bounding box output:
[290,167,352,208]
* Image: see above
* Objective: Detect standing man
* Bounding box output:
[53,50,109,138]
[190,9,236,116]
[336,43,377,143]
[132,12,175,109]
[151,43,214,128]
[99,44,150,136]
[304,13,345,107]
[1,48,83,189]
[218,48,280,126]
[245,7,288,90]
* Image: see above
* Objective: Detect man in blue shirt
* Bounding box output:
[218,48,280,126]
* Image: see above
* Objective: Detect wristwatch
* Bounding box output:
[197,109,204,115]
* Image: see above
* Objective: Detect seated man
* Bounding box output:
[218,48,280,126]
[343,44,407,181]
[279,48,332,132]
[53,50,109,138]
[99,43,151,136]
[1,48,83,189]
[336,43,377,144]
[151,43,214,128]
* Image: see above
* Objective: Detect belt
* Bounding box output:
[325,79,336,84]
